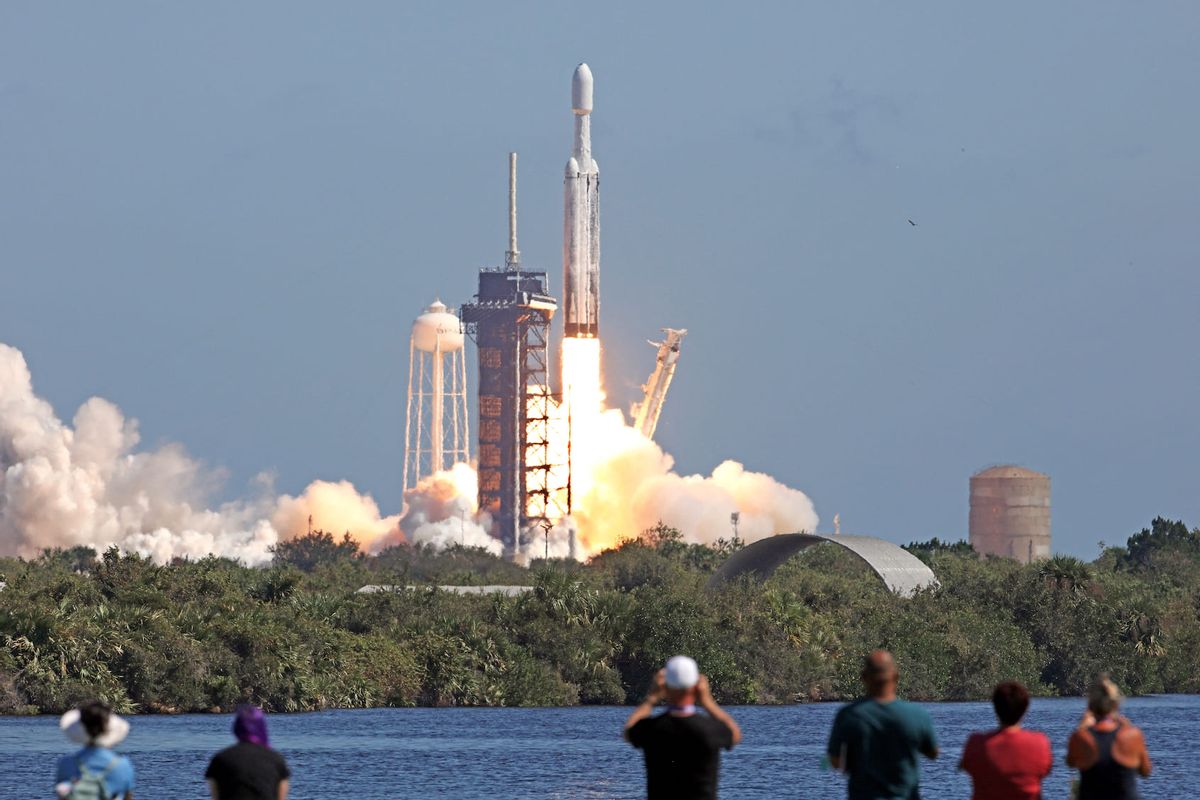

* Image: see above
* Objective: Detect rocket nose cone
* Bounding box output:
[572,63,593,114]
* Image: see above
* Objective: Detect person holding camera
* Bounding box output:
[623,655,742,800]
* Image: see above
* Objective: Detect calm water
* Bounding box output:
[1,696,1191,798]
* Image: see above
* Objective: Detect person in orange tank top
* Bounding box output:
[1066,676,1151,800]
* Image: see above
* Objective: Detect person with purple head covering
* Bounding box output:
[205,706,290,800]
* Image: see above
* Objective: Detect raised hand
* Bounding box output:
[646,669,668,704]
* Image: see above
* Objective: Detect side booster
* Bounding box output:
[563,63,600,338]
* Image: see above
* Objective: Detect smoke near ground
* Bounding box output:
[394,464,500,555]
[0,343,399,563]
[1,341,817,563]
[551,338,819,555]
[558,407,819,554]
[407,406,820,558]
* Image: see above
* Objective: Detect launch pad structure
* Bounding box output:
[461,154,568,553]
[446,66,683,559]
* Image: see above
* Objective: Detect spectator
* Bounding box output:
[55,701,136,800]
[1066,675,1151,799]
[959,681,1052,799]
[623,655,742,800]
[826,650,938,799]
[206,706,290,800]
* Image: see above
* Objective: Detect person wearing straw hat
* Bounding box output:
[205,705,290,800]
[54,701,135,799]
[623,655,742,800]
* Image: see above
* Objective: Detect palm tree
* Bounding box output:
[1039,556,1094,598]
[1123,612,1166,657]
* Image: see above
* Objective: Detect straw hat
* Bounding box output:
[60,708,130,748]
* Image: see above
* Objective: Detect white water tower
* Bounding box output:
[402,300,470,493]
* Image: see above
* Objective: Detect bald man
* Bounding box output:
[827,651,938,800]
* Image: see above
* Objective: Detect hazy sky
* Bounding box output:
[2,2,1197,557]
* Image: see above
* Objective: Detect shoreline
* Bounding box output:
[15,691,1187,719]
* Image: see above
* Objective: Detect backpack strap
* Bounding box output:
[74,753,120,798]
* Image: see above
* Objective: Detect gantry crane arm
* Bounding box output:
[631,328,688,440]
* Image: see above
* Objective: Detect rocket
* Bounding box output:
[563,63,600,338]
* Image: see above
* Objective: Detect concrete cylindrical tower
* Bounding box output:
[969,465,1051,563]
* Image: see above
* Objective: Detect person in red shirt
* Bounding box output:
[960,681,1052,800]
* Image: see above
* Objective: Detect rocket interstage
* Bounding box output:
[563,63,600,339]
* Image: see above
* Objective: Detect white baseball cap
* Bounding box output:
[664,655,700,689]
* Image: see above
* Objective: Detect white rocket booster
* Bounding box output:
[563,63,600,338]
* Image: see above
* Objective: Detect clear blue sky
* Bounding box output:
[2,2,1197,557]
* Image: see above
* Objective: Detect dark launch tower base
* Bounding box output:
[461,267,559,554]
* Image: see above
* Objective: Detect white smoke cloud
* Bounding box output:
[519,519,578,561]
[393,409,820,560]
[564,406,819,554]
[1,340,819,565]
[395,464,500,555]
[383,386,818,560]
[0,343,398,564]
[632,459,819,545]
[272,479,400,552]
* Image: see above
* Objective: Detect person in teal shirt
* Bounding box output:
[827,650,938,800]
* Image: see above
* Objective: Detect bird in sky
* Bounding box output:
[908,219,917,226]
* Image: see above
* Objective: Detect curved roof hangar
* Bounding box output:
[707,533,938,597]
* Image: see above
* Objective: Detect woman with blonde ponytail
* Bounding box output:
[1066,675,1152,799]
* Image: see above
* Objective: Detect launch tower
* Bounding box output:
[461,154,566,554]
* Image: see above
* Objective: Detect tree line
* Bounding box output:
[2,517,1198,715]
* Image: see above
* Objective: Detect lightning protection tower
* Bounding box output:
[402,300,470,493]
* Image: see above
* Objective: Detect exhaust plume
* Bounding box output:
[396,339,820,558]
[554,338,819,555]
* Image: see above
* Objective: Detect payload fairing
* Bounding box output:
[563,63,600,338]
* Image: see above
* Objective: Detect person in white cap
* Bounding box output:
[623,655,742,800]
[54,701,136,799]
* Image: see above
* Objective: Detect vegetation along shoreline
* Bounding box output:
[2,518,1197,716]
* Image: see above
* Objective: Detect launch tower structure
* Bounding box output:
[461,154,568,554]
[402,300,470,494]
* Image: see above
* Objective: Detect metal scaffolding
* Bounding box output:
[462,269,566,554]
[460,154,570,556]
